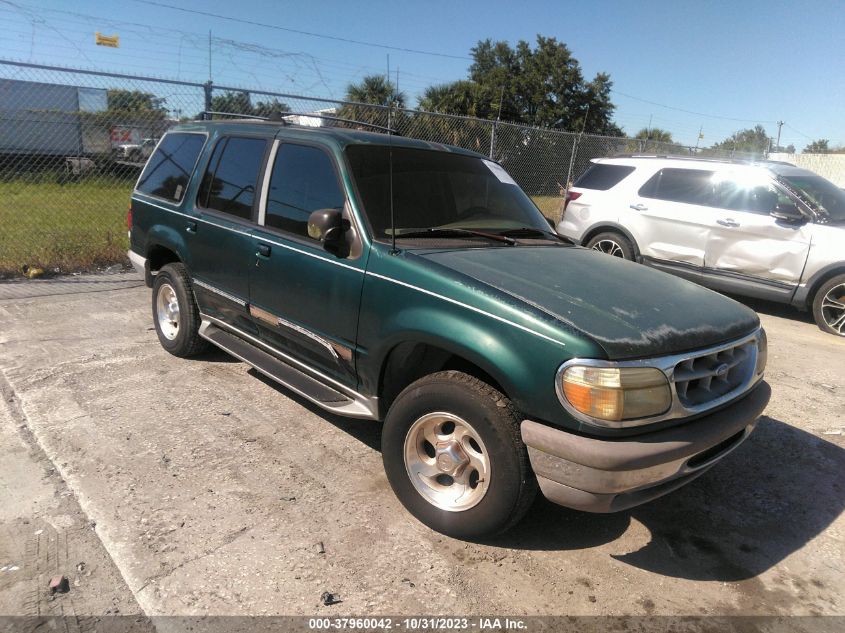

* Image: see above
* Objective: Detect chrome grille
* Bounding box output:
[673,340,757,407]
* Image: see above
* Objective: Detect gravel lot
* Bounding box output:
[0,273,843,622]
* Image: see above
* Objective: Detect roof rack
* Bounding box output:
[611,154,763,164]
[200,110,397,134]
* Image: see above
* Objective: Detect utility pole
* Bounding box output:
[489,86,504,159]
[776,120,784,151]
[203,30,213,121]
[386,54,391,131]
[694,125,703,153]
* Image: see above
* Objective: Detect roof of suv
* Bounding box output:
[592,155,817,178]
[171,119,486,158]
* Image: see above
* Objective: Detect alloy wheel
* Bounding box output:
[403,412,490,512]
[821,283,845,335]
[156,283,180,340]
[592,239,625,257]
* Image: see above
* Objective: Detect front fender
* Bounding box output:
[356,270,605,430]
[367,306,536,404]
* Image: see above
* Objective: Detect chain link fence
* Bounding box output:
[0,60,764,277]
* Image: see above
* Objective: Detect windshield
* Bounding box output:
[345,144,550,240]
[779,174,845,222]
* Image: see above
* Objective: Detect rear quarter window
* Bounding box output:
[639,168,716,205]
[136,133,205,202]
[574,164,635,190]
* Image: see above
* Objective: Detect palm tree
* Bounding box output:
[338,75,406,131]
[627,127,679,154]
[634,127,673,143]
[345,75,405,108]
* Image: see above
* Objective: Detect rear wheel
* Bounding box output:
[586,231,634,260]
[382,371,537,539]
[152,263,209,356]
[812,274,845,336]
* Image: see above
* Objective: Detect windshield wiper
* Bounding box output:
[394,227,517,245]
[496,226,575,244]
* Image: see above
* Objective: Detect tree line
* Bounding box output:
[104,35,836,154]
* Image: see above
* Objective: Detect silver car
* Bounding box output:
[556,156,845,336]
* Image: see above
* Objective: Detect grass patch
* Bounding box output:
[531,195,564,224]
[0,179,566,278]
[0,177,133,277]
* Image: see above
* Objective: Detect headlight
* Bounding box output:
[558,364,671,425]
[755,328,767,376]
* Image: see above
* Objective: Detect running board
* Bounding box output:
[198,320,378,419]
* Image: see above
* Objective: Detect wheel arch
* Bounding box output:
[142,225,189,286]
[580,222,641,260]
[375,338,515,420]
[799,264,845,310]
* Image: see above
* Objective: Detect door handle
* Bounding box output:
[629,203,648,211]
[186,221,197,233]
[256,243,271,258]
[717,219,740,228]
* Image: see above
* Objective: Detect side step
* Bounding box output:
[198,320,378,419]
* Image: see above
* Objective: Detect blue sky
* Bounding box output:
[1,0,843,148]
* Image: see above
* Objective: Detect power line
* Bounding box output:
[784,122,815,141]
[611,88,777,124]
[0,3,461,95]
[127,0,472,61]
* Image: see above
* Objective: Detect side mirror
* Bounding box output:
[770,203,805,224]
[307,208,344,250]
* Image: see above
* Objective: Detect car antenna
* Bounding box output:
[387,58,398,255]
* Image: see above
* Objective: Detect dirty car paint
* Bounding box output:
[415,246,761,359]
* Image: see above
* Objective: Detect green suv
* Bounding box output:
[128,120,771,538]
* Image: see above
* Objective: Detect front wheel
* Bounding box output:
[812,274,845,336]
[382,371,537,539]
[586,231,634,260]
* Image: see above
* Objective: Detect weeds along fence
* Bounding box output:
[0,59,762,277]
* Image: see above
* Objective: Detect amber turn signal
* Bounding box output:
[560,365,671,424]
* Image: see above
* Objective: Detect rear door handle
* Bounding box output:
[629,203,648,211]
[256,243,271,258]
[186,221,197,233]
[717,219,740,228]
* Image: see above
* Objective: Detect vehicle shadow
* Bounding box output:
[728,294,815,325]
[247,368,383,452]
[192,347,243,363]
[492,415,845,581]
[240,369,845,582]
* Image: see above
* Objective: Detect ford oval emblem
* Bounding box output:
[715,363,729,378]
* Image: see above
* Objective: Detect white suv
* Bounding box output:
[556,156,845,336]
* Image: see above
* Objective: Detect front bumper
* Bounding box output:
[521,381,771,513]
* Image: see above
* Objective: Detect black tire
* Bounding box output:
[811,273,845,337]
[382,370,537,539]
[585,231,635,260]
[151,263,209,357]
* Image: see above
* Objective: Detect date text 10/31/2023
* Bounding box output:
[308,617,528,630]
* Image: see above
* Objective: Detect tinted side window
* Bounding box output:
[716,179,786,214]
[136,133,204,202]
[639,168,715,205]
[265,144,345,237]
[574,164,635,190]
[199,136,268,220]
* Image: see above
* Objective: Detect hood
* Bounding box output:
[414,246,760,359]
